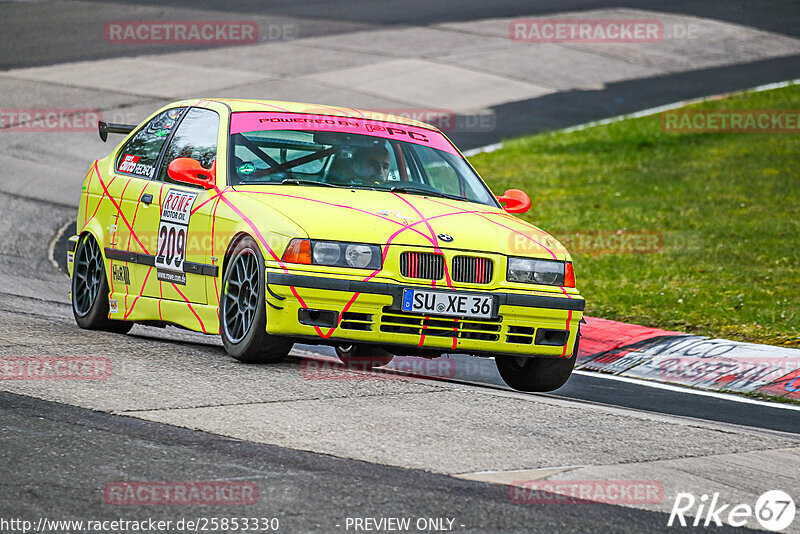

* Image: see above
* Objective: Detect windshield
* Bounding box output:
[228,112,499,207]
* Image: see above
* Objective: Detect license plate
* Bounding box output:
[401,289,494,319]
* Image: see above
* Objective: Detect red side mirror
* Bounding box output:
[167,158,216,189]
[496,189,531,213]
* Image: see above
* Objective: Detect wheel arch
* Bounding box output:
[74,223,107,278]
[220,231,260,280]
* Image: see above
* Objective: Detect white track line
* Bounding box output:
[462,142,503,157]
[573,370,800,411]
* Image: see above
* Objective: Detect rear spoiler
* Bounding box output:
[98,121,135,142]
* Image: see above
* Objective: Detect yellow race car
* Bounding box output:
[68,99,584,392]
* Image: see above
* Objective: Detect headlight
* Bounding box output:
[507,257,568,286]
[282,239,382,270]
[344,244,375,268]
[312,242,341,265]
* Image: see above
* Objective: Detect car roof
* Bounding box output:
[173,98,444,133]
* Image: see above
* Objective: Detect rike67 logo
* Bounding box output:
[668,490,795,531]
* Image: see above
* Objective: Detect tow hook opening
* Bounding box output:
[535,328,569,346]
[298,308,339,328]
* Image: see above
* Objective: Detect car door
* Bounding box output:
[108,107,186,305]
[138,107,222,306]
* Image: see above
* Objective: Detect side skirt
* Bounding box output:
[107,292,220,335]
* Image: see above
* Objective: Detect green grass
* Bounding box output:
[470,84,800,347]
[730,390,800,406]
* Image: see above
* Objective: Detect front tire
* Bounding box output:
[335,344,394,370]
[71,233,133,334]
[495,331,579,392]
[220,237,293,363]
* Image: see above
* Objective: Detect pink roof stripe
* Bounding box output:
[230,112,458,155]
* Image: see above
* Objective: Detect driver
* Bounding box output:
[351,145,391,185]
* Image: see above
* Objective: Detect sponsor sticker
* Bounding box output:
[376,209,417,224]
[118,154,156,178]
[112,264,130,285]
[109,222,118,247]
[156,189,198,285]
[118,154,139,173]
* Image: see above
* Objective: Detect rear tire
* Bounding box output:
[495,330,579,392]
[71,234,133,334]
[335,344,394,370]
[220,237,293,363]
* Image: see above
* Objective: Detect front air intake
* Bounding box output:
[400,251,445,280]
[452,256,494,284]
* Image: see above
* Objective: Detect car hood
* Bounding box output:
[232,185,570,260]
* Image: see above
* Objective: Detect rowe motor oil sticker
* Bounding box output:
[156,189,198,285]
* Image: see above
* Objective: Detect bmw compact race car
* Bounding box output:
[68,99,585,392]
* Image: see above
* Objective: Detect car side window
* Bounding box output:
[116,108,184,179]
[157,108,220,185]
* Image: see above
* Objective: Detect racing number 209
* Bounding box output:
[156,223,186,269]
[155,189,198,277]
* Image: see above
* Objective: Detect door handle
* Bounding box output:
[141,194,154,205]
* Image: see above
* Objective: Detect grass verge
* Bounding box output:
[470,84,800,347]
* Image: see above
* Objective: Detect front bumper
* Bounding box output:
[66,235,79,278]
[265,270,584,358]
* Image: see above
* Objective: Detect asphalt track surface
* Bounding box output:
[3,0,800,151]
[3,0,799,70]
[0,392,763,534]
[2,1,800,532]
